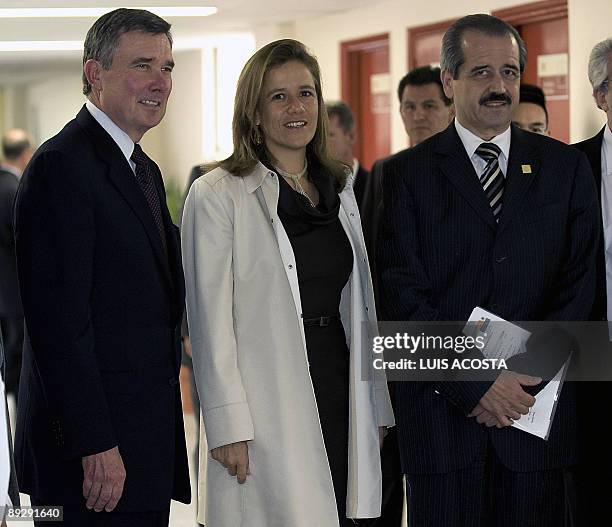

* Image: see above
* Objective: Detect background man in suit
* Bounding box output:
[13,9,190,526]
[378,14,599,526]
[398,66,455,148]
[358,65,455,527]
[360,66,454,295]
[572,36,612,525]
[512,83,549,135]
[326,100,369,206]
[0,129,33,404]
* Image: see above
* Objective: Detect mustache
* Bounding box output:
[479,92,512,105]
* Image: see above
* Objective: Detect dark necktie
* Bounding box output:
[131,144,167,251]
[475,142,505,222]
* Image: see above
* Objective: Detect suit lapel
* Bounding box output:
[497,126,539,233]
[581,127,604,196]
[436,124,497,230]
[75,106,174,293]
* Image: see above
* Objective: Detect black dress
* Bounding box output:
[277,168,355,525]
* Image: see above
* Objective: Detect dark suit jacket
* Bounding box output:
[0,167,22,318]
[13,106,190,510]
[378,122,599,474]
[352,163,369,209]
[573,127,606,320]
[358,152,405,312]
[571,126,612,522]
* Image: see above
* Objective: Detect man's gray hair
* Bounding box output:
[588,38,612,93]
[326,101,355,134]
[82,8,172,96]
[440,14,527,79]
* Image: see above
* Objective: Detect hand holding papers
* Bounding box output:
[464,307,571,440]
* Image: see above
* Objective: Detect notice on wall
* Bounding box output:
[370,73,391,114]
[537,53,569,100]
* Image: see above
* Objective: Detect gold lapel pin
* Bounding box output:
[521,164,532,174]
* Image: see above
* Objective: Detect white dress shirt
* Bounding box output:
[599,123,612,320]
[455,118,511,178]
[85,100,137,173]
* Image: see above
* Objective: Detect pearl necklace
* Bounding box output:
[275,160,316,208]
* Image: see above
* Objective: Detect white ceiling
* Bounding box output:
[0,0,380,82]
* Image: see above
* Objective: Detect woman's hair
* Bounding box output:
[214,39,347,190]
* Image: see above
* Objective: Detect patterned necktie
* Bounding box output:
[475,142,505,222]
[131,144,167,251]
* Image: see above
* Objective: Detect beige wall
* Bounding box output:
[147,48,203,189]
[25,68,83,145]
[568,0,610,141]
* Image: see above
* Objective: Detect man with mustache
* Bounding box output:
[378,14,598,525]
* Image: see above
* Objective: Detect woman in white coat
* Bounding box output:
[182,39,394,527]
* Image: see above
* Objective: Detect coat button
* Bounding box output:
[288,264,293,269]
[350,212,355,217]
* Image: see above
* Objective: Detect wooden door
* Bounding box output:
[494,0,569,142]
[408,19,456,69]
[341,34,390,170]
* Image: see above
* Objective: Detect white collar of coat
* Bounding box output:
[244,161,275,194]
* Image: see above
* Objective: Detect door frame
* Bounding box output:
[407,18,457,70]
[340,33,390,165]
[492,0,567,25]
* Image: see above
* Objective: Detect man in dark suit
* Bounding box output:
[378,14,599,526]
[358,68,454,527]
[13,9,189,526]
[572,36,612,525]
[0,129,33,402]
[326,101,369,205]
[360,66,454,301]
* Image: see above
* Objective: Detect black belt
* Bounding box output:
[302,315,340,327]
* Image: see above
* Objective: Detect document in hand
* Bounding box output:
[463,307,570,440]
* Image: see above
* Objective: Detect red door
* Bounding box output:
[341,34,390,170]
[408,19,456,69]
[494,0,569,143]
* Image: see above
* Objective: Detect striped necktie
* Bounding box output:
[475,142,505,222]
[131,144,167,251]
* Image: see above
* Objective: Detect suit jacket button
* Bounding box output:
[495,256,508,263]
[168,377,178,387]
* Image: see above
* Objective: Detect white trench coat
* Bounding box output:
[181,162,395,527]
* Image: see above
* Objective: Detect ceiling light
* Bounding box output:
[0,7,217,18]
[0,41,84,52]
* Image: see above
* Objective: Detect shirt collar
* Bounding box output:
[603,123,612,177]
[85,100,136,167]
[454,118,511,163]
[0,163,21,178]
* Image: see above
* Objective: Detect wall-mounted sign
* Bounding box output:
[537,53,569,100]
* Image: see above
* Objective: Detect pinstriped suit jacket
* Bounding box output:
[378,122,599,474]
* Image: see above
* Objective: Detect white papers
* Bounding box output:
[464,307,569,440]
[511,357,570,440]
[465,307,531,361]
